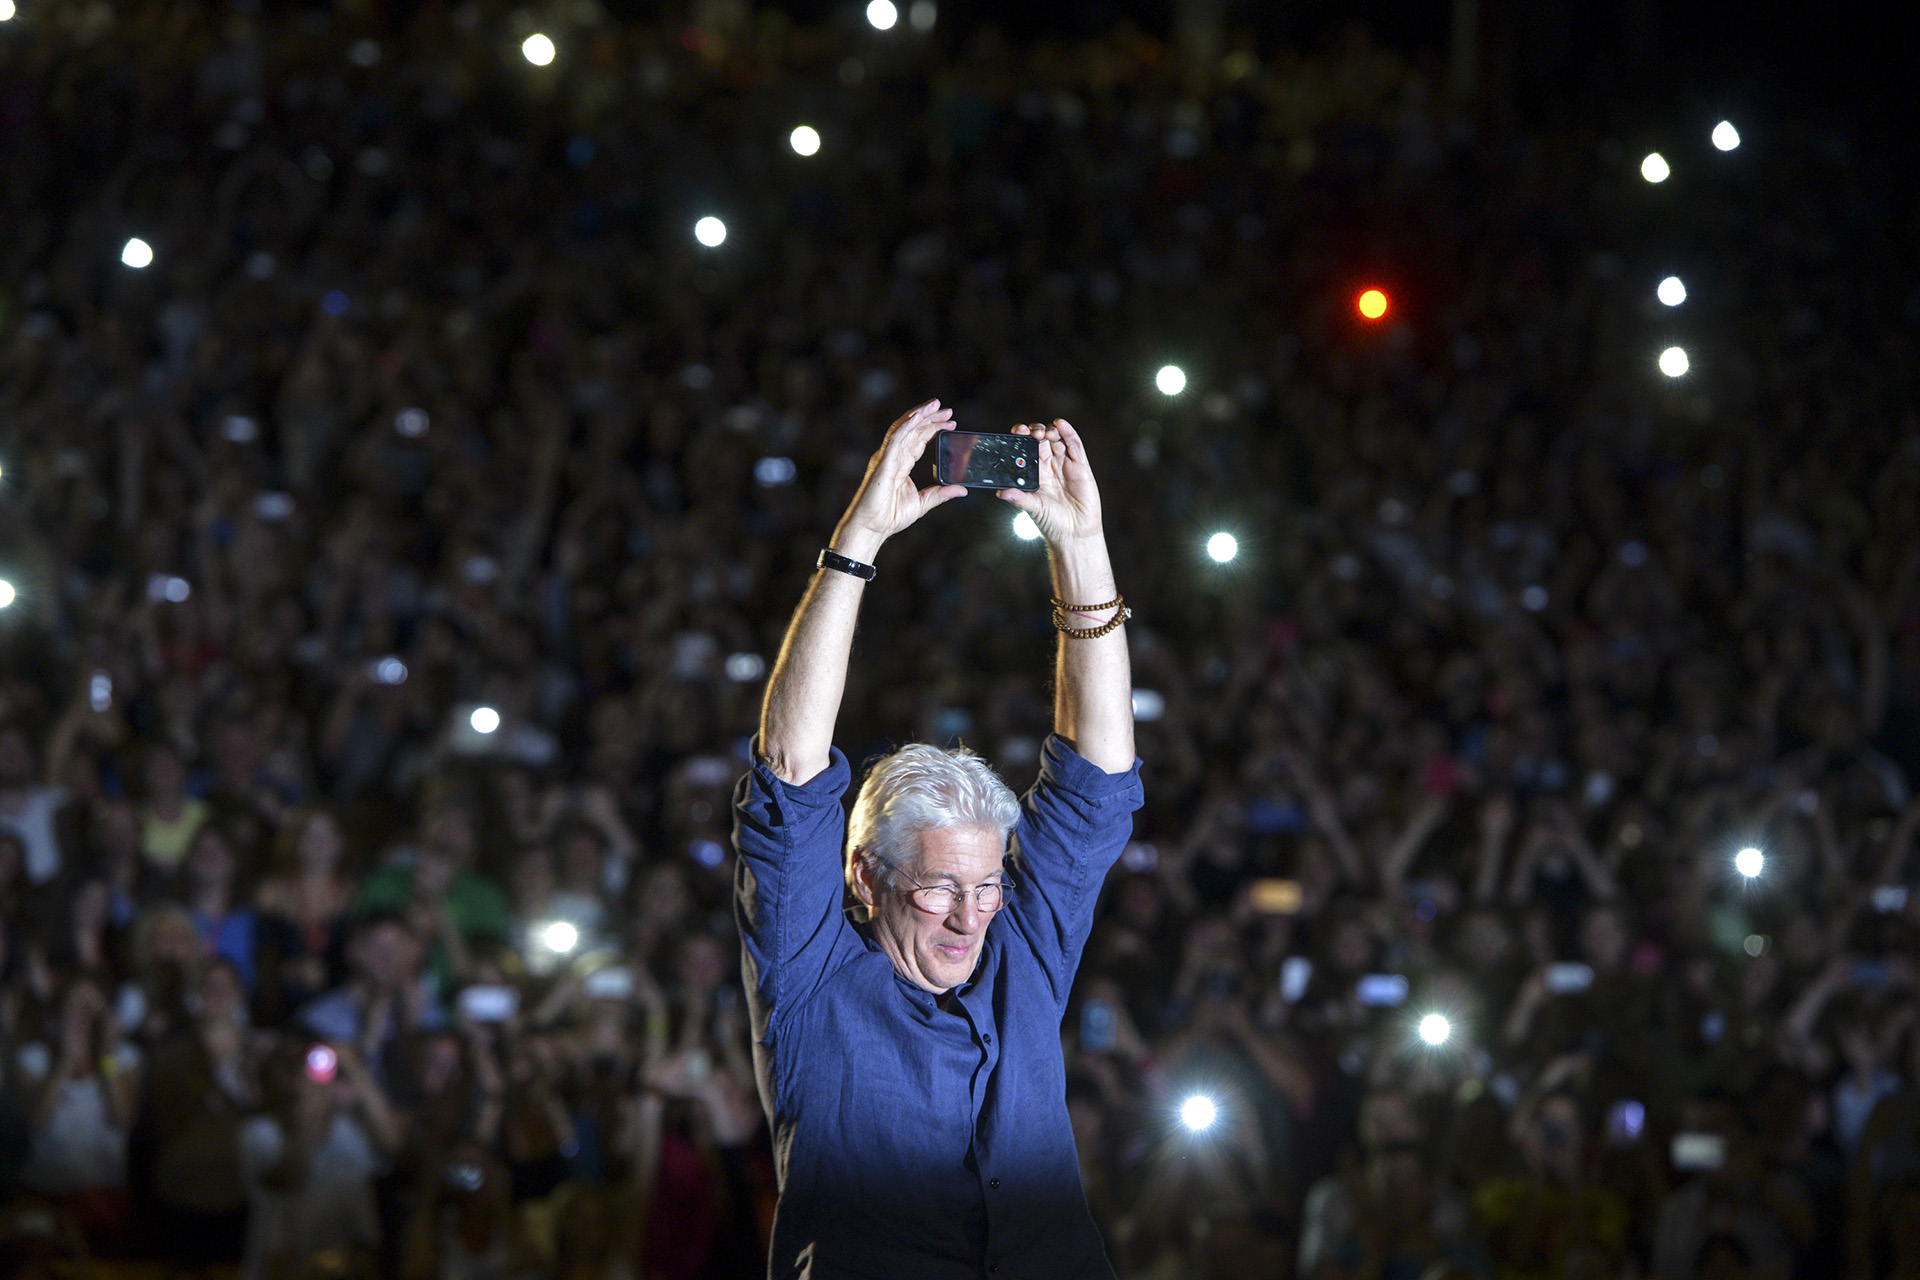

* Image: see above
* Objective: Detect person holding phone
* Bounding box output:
[733,400,1140,1280]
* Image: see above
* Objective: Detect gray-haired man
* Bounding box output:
[732,401,1141,1279]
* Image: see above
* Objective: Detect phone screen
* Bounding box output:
[1249,878,1303,915]
[584,967,635,1000]
[1671,1132,1727,1171]
[1606,1099,1645,1144]
[1356,974,1409,1007]
[1280,956,1313,1003]
[1080,999,1117,1053]
[458,984,520,1023]
[936,431,1039,490]
[1545,963,1596,994]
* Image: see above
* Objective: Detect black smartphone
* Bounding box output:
[936,431,1038,490]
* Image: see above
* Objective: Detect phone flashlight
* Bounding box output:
[305,1044,338,1084]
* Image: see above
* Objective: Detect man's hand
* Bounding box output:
[996,419,1103,545]
[831,399,965,559]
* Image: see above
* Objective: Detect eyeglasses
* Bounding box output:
[900,879,1012,915]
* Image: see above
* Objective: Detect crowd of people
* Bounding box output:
[2,1,1919,1277]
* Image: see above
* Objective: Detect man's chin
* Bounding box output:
[928,945,976,984]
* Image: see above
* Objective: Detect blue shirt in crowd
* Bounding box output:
[732,735,1143,1280]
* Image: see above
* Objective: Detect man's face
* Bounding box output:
[856,825,1006,994]
[355,922,419,992]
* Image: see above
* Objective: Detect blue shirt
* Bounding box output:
[733,735,1142,1280]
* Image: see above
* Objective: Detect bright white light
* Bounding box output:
[121,238,153,269]
[0,1,15,22]
[1179,1094,1217,1132]
[469,706,501,735]
[1155,365,1187,396]
[1206,532,1238,563]
[789,125,821,157]
[521,33,555,66]
[1418,1013,1452,1046]
[694,216,727,247]
[538,920,580,953]
[1641,152,1670,183]
[1735,846,1765,878]
[1712,121,1741,152]
[0,580,14,608]
[1657,276,1686,306]
[1011,512,1042,541]
[866,0,898,30]
[1659,346,1690,378]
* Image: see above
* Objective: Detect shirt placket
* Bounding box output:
[956,982,1004,1274]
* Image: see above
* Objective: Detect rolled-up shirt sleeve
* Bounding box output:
[732,741,858,1030]
[1004,735,1144,1006]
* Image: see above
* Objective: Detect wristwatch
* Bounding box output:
[817,548,877,580]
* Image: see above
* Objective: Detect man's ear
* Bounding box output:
[849,849,876,910]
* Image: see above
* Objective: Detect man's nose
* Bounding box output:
[949,896,982,929]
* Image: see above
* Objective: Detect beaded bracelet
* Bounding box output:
[1050,597,1131,639]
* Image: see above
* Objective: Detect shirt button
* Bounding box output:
[983,1034,993,1045]
[989,1178,1000,1190]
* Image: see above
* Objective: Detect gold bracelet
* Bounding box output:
[1051,602,1131,639]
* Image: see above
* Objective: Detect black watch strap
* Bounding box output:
[817,548,877,581]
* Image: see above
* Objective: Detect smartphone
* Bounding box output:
[1671,1131,1727,1171]
[1606,1099,1646,1145]
[584,966,635,1000]
[1080,999,1117,1053]
[1356,974,1409,1007]
[1250,878,1303,915]
[305,1043,338,1084]
[458,984,520,1023]
[1545,962,1596,994]
[1280,956,1313,1003]
[935,430,1038,491]
[89,670,113,713]
[1872,885,1909,913]
[254,491,295,522]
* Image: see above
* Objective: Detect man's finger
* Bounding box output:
[878,407,953,472]
[892,417,955,472]
[917,483,967,514]
[889,398,941,432]
[1052,419,1087,460]
[996,487,1039,513]
[887,403,953,448]
[879,402,943,452]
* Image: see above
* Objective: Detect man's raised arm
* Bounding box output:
[999,420,1134,774]
[758,400,965,784]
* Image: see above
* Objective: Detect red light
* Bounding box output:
[1356,288,1389,321]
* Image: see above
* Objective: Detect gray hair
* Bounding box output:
[846,743,1020,905]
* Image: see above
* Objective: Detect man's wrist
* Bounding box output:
[827,525,885,566]
[1047,532,1115,601]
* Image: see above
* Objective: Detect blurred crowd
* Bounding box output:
[3,1,1920,1278]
